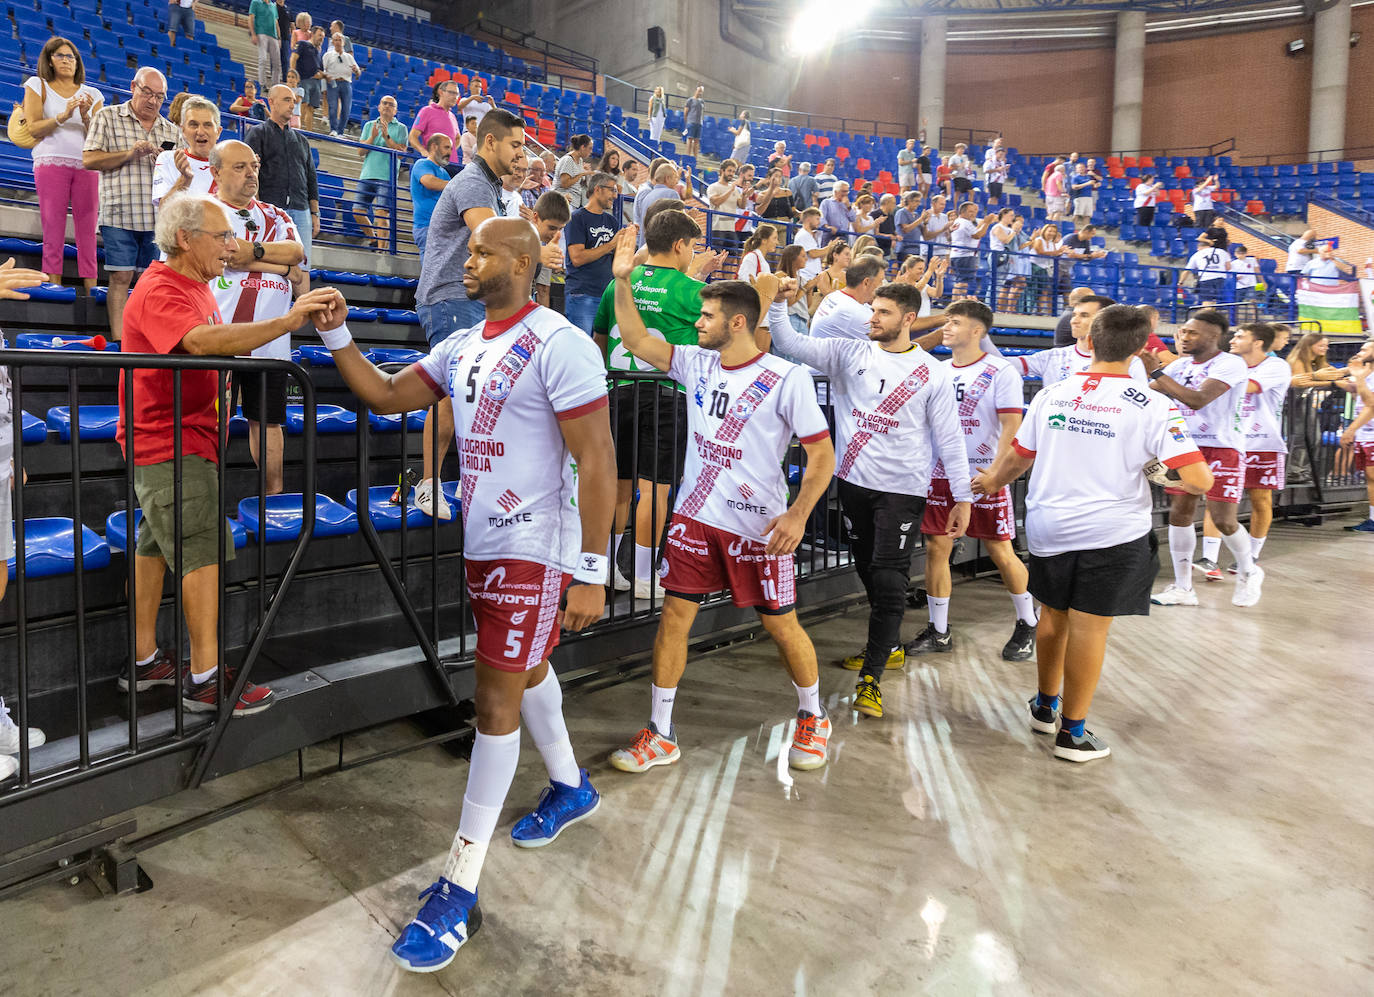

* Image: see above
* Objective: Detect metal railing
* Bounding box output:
[463,15,599,93]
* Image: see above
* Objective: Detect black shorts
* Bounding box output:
[611,381,687,485]
[1028,531,1159,617]
[953,176,973,192]
[235,369,289,425]
[987,181,1003,198]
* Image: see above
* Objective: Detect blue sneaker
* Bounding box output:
[390,877,482,973]
[510,769,600,849]
[1346,519,1374,533]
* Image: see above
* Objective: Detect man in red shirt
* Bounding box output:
[119,191,337,716]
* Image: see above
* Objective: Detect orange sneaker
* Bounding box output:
[788,708,831,770]
[608,722,680,773]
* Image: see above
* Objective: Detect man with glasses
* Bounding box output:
[353,95,408,248]
[562,172,621,334]
[82,67,179,341]
[409,80,461,177]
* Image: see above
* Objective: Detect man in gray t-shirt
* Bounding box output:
[683,85,705,159]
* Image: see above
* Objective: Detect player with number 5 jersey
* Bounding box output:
[602,220,840,776]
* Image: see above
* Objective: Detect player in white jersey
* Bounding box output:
[1141,309,1265,607]
[309,218,616,973]
[762,277,971,719]
[1339,342,1374,532]
[1015,295,1147,385]
[603,225,840,773]
[973,305,1213,762]
[910,300,1040,663]
[1196,323,1293,576]
[208,140,306,496]
[808,255,884,342]
[150,96,222,208]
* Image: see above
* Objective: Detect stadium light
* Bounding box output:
[788,0,879,55]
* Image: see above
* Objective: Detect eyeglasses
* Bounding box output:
[134,82,167,102]
[596,185,618,194]
[194,229,237,244]
[51,52,77,62]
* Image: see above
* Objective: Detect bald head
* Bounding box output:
[133,66,167,91]
[129,67,167,122]
[653,163,678,186]
[1068,286,1095,306]
[266,84,296,125]
[481,216,541,260]
[209,139,260,206]
[465,217,543,305]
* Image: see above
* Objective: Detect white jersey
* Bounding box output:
[1356,372,1374,444]
[151,150,214,207]
[667,343,829,541]
[924,213,951,255]
[1188,247,1231,280]
[1160,351,1249,451]
[414,302,608,571]
[949,217,980,258]
[1018,344,1146,386]
[1013,371,1204,556]
[1241,356,1292,453]
[211,199,301,361]
[940,352,1024,474]
[796,227,823,282]
[810,289,871,342]
[1230,256,1259,289]
[766,303,970,500]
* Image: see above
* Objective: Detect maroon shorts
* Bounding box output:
[1353,441,1374,473]
[464,558,570,672]
[1167,445,1242,504]
[1243,450,1286,491]
[921,476,1015,541]
[660,514,796,612]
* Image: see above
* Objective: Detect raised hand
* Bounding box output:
[610,225,638,281]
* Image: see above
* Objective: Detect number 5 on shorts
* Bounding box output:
[504,629,524,659]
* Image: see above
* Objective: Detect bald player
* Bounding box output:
[312,216,617,973]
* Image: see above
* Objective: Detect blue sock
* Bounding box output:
[1062,716,1086,737]
[1035,691,1060,711]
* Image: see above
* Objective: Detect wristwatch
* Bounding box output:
[1147,367,1166,380]
[252,242,265,261]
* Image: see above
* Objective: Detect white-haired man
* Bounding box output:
[152,96,221,208]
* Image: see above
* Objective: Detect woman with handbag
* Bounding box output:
[18,37,102,290]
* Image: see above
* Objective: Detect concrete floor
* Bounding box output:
[2,520,1371,996]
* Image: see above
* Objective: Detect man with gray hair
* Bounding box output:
[820,180,855,243]
[633,161,680,237]
[151,95,221,208]
[788,160,818,210]
[118,191,336,716]
[82,67,179,340]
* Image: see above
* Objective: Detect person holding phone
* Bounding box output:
[151,95,222,212]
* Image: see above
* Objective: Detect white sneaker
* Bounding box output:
[0,696,45,754]
[0,754,15,781]
[633,576,664,601]
[1151,584,1199,606]
[1231,564,1265,607]
[610,564,632,592]
[415,479,453,521]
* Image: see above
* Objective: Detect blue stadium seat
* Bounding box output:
[46,405,120,442]
[21,410,46,445]
[313,270,373,285]
[377,308,420,325]
[104,508,248,554]
[347,307,380,322]
[345,485,428,531]
[283,404,357,435]
[368,347,425,365]
[297,344,339,367]
[366,410,427,432]
[8,518,111,579]
[236,493,359,541]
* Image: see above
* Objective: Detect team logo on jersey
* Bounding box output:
[728,538,745,557]
[732,396,756,418]
[738,482,755,500]
[486,369,512,400]
[483,566,507,589]
[694,375,708,408]
[496,489,521,513]
[1048,413,1068,430]
[902,371,927,392]
[511,610,529,625]
[214,275,232,291]
[669,522,687,540]
[1168,419,1187,443]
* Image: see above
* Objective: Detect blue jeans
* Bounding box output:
[327,78,352,133]
[419,296,485,350]
[99,225,157,271]
[286,207,313,269]
[563,292,601,334]
[413,225,428,256]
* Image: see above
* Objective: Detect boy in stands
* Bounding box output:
[973,304,1213,762]
[910,300,1038,662]
[310,217,616,973]
[604,225,839,772]
[1141,309,1264,608]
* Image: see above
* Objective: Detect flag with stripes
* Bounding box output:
[1297,277,1365,336]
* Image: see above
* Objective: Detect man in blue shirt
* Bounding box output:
[788,161,818,210]
[563,171,621,333]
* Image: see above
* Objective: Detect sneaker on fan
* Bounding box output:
[0,696,45,754]
[1150,584,1199,606]
[788,708,831,770]
[1193,558,1223,582]
[415,479,452,521]
[610,564,632,592]
[633,575,664,600]
[609,722,680,772]
[840,647,904,671]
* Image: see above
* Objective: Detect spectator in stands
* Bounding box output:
[152,96,220,210]
[1287,332,1345,388]
[648,86,666,142]
[1137,304,1178,365]
[891,191,925,265]
[410,133,451,254]
[1043,163,1068,221]
[167,91,190,126]
[768,141,792,178]
[758,167,794,224]
[1029,224,1065,316]
[596,149,623,185]
[82,67,178,340]
[683,85,704,159]
[229,79,267,121]
[814,158,839,204]
[412,108,526,519]
[775,244,811,335]
[1187,232,1231,304]
[248,0,281,90]
[1058,223,1107,303]
[729,110,751,164]
[1302,242,1356,283]
[246,84,320,268]
[984,145,1008,208]
[168,0,197,48]
[947,143,973,207]
[947,201,994,298]
[1191,173,1219,229]
[291,10,312,45]
[323,32,361,137]
[616,159,641,196]
[1134,174,1163,227]
[25,37,102,292]
[275,0,294,81]
[122,193,334,715]
[353,95,408,248]
[1052,286,1095,347]
[896,253,946,317]
[869,193,897,255]
[706,158,745,250]
[457,115,480,166]
[922,193,952,269]
[409,80,460,176]
[564,172,622,333]
[1070,163,1098,226]
[896,138,917,193]
[788,161,818,210]
[1286,228,1318,276]
[457,78,492,129]
[793,207,825,280]
[990,209,1029,312]
[635,162,682,232]
[805,239,850,313]
[918,146,934,202]
[328,19,353,52]
[289,22,325,132]
[532,190,571,308]
[556,133,595,211]
[737,223,777,283]
[820,181,856,244]
[500,154,527,218]
[523,156,552,201]
[283,70,304,127]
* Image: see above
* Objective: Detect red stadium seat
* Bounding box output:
[1106,157,1122,169]
[1123,157,1138,168]
[1245,199,1266,214]
[803,134,818,146]
[1108,166,1125,178]
[856,158,870,172]
[1138,156,1154,168]
[815,136,830,148]
[1127,176,1141,189]
[1173,165,1191,178]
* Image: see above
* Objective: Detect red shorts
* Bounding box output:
[464,558,570,672]
[660,514,796,612]
[921,477,1015,541]
[1243,451,1286,491]
[1353,442,1374,472]
[1167,445,1242,504]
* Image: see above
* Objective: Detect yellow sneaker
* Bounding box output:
[840,647,905,671]
[853,675,883,718]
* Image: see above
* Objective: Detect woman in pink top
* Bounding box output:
[1044,165,1069,221]
[408,80,461,176]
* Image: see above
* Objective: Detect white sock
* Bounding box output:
[137,650,157,667]
[1201,536,1221,562]
[1168,525,1196,589]
[1221,525,1254,577]
[1368,504,1373,521]
[519,669,580,787]
[441,834,488,894]
[634,543,653,582]
[650,683,676,733]
[794,680,821,717]
[1251,535,1266,559]
[928,596,950,632]
[191,667,216,685]
[455,728,521,877]
[1009,590,1038,625]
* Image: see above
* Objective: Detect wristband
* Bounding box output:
[571,552,608,586]
[319,321,352,351]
